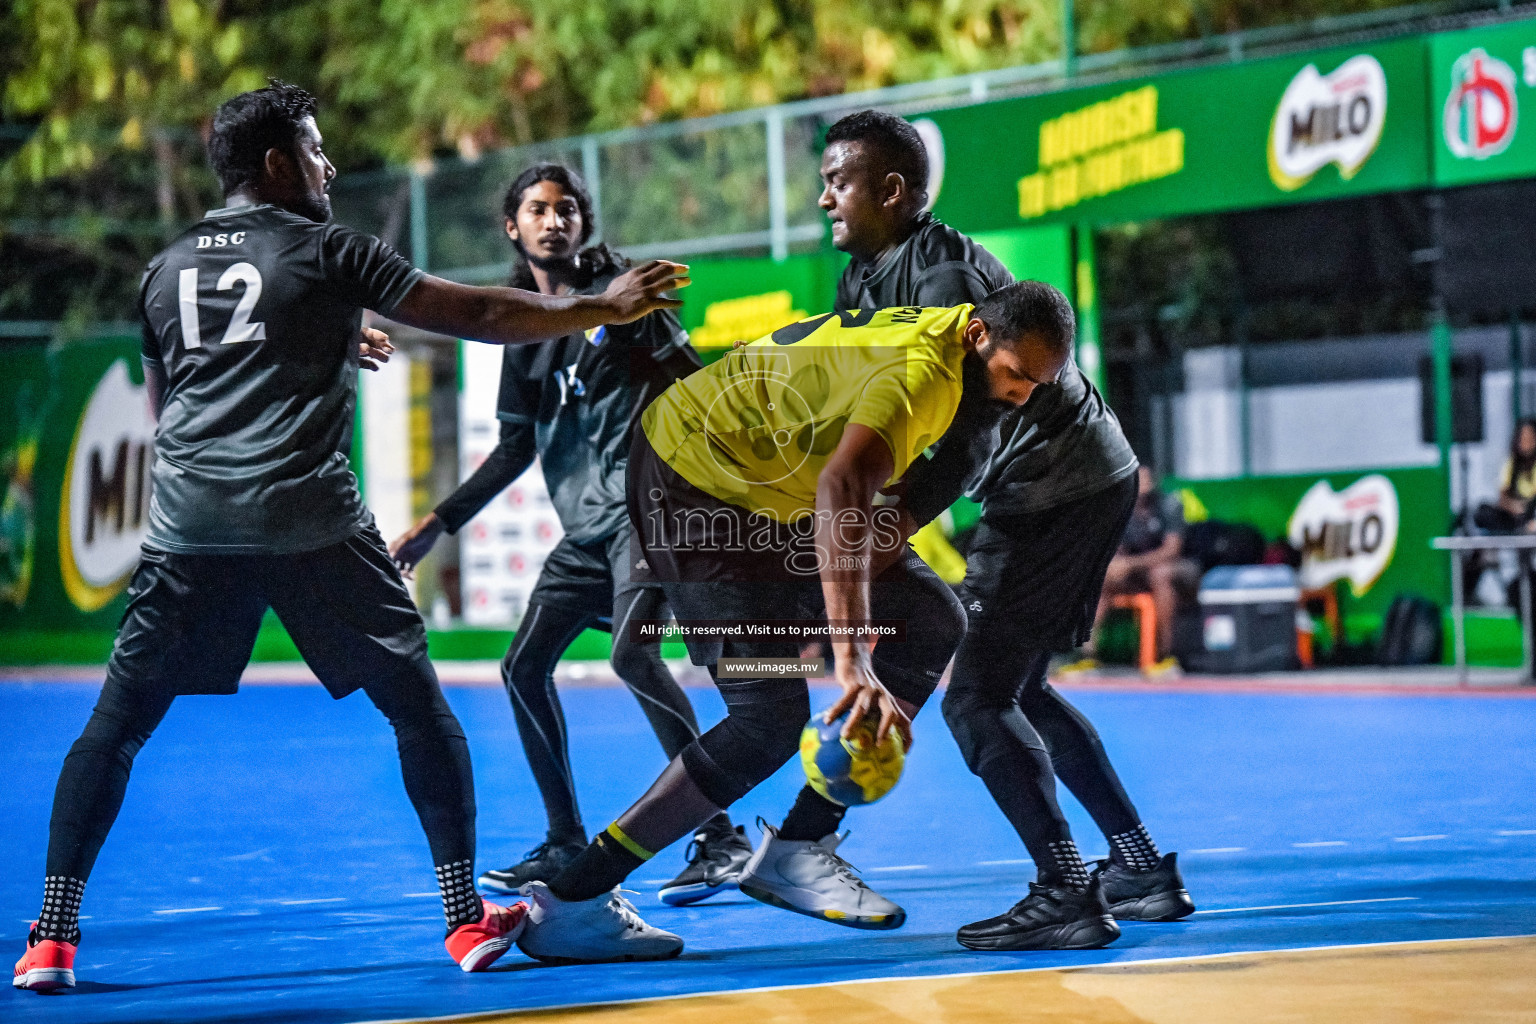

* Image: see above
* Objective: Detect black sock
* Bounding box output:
[548,824,649,902]
[779,785,846,842]
[35,876,85,945]
[699,811,735,837]
[548,824,588,848]
[1108,824,1161,871]
[435,860,485,931]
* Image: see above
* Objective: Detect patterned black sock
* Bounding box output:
[1042,839,1092,891]
[435,860,485,931]
[1108,824,1162,871]
[35,876,85,945]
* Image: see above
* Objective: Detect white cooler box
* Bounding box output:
[1186,564,1301,674]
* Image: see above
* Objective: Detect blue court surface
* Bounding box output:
[3,676,1535,1023]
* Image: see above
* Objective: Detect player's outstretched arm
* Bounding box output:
[390,261,689,345]
[816,424,914,749]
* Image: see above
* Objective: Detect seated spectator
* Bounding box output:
[1065,465,1201,675]
[1474,418,1536,534]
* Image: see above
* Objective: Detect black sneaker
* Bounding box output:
[957,879,1120,951]
[1092,852,1195,921]
[477,838,585,894]
[658,823,753,906]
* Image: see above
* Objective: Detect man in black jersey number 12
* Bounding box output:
[14,80,687,993]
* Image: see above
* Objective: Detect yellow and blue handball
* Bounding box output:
[800,709,906,807]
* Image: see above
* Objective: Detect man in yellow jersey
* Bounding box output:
[509,282,1075,964]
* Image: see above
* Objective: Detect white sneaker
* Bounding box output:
[516,881,683,964]
[737,823,906,929]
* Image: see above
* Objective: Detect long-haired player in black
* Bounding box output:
[389,163,752,905]
[736,110,1194,951]
[13,81,688,993]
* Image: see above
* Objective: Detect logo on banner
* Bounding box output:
[1444,48,1518,160]
[1269,54,1387,191]
[912,118,945,211]
[1286,475,1399,597]
[59,360,157,611]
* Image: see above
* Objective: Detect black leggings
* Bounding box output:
[943,639,1140,872]
[501,587,702,842]
[46,661,476,882]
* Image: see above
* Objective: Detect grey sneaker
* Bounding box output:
[658,823,754,906]
[737,822,905,929]
[516,881,683,965]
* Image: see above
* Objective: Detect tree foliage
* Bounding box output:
[1,0,1417,321]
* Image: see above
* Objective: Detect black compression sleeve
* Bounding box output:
[434,420,536,534]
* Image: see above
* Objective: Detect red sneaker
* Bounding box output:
[445,900,527,972]
[13,924,76,993]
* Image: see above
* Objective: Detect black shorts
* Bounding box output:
[959,473,1138,652]
[525,527,660,629]
[110,524,431,697]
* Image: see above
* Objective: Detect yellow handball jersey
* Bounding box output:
[642,304,972,523]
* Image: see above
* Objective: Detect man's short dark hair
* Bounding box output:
[825,110,929,209]
[207,80,319,195]
[973,281,1076,356]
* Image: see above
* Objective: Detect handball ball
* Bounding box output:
[799,708,906,807]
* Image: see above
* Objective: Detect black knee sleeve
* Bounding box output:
[680,676,809,808]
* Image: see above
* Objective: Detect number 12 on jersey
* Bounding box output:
[178,263,267,349]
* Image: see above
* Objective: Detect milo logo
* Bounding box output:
[59,360,157,611]
[1269,54,1388,192]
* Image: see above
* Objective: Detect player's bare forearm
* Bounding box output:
[389,261,689,345]
[815,424,912,746]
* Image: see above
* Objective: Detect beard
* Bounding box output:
[524,245,579,272]
[293,187,333,224]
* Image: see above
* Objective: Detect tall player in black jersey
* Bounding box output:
[389,163,752,906]
[13,82,688,993]
[737,111,1193,951]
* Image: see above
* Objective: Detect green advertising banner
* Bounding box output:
[0,338,154,657]
[1174,465,1449,619]
[1431,20,1536,185]
[929,37,1432,232]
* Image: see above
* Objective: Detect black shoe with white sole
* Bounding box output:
[1092,852,1196,921]
[658,823,753,906]
[957,879,1120,951]
[477,839,585,895]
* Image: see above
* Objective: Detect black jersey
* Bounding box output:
[139,204,422,554]
[836,212,1013,312]
[439,270,698,545]
[840,213,1136,522]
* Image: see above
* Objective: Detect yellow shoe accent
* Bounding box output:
[1145,657,1182,679]
[1056,657,1100,677]
[824,909,847,920]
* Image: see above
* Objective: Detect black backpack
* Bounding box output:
[1377,594,1443,666]
[1182,520,1267,572]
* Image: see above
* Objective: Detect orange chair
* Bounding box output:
[1298,581,1341,669]
[1111,593,1158,673]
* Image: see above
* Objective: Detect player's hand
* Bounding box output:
[358,327,394,371]
[825,645,914,749]
[389,512,445,579]
[601,261,689,323]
